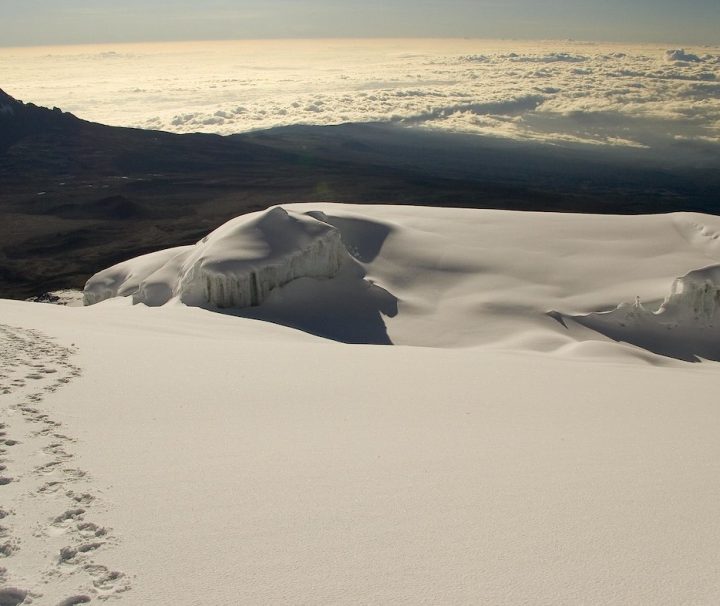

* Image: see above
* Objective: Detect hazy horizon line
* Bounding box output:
[2,35,717,52]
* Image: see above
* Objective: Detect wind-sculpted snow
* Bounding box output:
[84,207,348,309]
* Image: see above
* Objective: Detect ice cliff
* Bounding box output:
[564,263,720,361]
[84,207,348,308]
[582,264,720,329]
[655,264,720,327]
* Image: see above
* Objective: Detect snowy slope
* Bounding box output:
[3,204,720,605]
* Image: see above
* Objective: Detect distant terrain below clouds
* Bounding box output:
[2,39,719,155]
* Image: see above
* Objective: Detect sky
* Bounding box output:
[0,0,719,47]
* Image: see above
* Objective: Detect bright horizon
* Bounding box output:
[1,0,719,47]
[1,35,718,52]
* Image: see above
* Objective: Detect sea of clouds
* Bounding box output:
[2,39,719,149]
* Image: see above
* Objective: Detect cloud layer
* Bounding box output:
[1,39,719,150]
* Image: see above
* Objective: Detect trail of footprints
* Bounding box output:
[0,324,129,605]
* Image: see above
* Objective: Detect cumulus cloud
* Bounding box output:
[459,55,490,63]
[505,52,588,63]
[398,95,547,125]
[665,49,703,63]
[2,40,718,151]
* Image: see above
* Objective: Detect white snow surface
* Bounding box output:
[4,204,720,604]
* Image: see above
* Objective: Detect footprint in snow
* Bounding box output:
[0,587,27,606]
[0,323,128,600]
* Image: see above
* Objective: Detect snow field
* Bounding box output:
[4,203,720,603]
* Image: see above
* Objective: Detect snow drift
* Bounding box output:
[84,207,348,309]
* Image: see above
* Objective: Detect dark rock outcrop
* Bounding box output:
[0,88,80,153]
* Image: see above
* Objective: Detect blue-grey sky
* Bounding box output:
[1,0,718,47]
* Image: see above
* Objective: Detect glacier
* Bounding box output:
[84,207,349,309]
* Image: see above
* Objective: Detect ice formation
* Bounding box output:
[84,207,348,309]
[601,296,654,326]
[584,264,720,329]
[655,264,720,327]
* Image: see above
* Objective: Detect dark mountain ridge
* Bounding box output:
[0,88,81,152]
